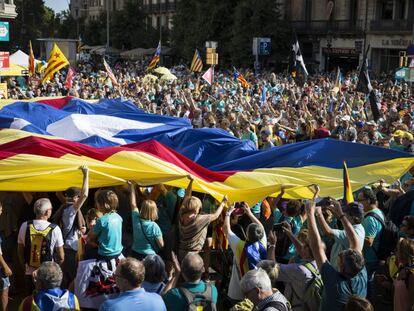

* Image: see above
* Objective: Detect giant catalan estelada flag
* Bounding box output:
[0,97,413,204]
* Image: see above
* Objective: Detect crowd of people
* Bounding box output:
[0,57,414,311]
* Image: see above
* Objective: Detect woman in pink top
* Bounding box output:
[394,238,414,311]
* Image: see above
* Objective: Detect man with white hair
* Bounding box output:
[240,268,290,311]
[17,198,64,295]
[19,261,80,310]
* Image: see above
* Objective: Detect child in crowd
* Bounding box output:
[87,190,123,260]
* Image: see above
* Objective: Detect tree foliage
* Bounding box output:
[172,0,291,68]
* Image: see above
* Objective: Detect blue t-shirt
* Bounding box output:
[362,209,384,268]
[330,224,366,270]
[241,132,258,145]
[163,281,218,311]
[320,261,367,311]
[100,288,166,311]
[132,209,162,255]
[93,212,123,257]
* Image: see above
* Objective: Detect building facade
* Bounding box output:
[286,0,414,74]
[70,0,127,23]
[0,0,17,19]
[142,0,177,30]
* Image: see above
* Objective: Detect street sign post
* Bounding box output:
[0,22,9,42]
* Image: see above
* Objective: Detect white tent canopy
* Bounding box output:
[10,50,41,68]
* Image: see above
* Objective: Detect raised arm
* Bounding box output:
[315,204,335,238]
[242,202,264,230]
[128,181,138,210]
[305,186,328,269]
[73,165,89,211]
[270,186,285,211]
[282,222,306,258]
[328,200,362,252]
[224,204,236,238]
[181,176,194,208]
[209,195,228,222]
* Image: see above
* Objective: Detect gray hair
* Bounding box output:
[36,261,63,289]
[240,268,272,294]
[33,198,52,216]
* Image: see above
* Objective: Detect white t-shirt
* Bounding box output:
[227,230,267,301]
[18,220,64,275]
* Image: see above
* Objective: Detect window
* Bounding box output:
[398,0,407,19]
[350,0,358,19]
[381,0,394,20]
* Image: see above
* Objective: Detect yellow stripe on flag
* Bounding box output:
[42,44,69,83]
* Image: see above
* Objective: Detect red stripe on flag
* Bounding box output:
[0,135,235,183]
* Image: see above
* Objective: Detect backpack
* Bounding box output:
[366,212,399,261]
[24,221,57,268]
[179,283,217,311]
[301,263,323,311]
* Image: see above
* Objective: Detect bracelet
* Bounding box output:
[225,212,231,217]
[338,214,346,220]
[268,244,276,248]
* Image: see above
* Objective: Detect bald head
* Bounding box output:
[181,252,204,282]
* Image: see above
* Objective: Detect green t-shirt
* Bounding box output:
[163,281,218,311]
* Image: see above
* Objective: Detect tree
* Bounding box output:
[172,0,290,68]
[111,0,158,49]
[231,0,291,67]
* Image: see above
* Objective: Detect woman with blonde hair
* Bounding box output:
[178,176,227,261]
[128,182,164,260]
[394,238,414,311]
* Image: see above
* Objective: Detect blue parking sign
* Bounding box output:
[0,22,9,42]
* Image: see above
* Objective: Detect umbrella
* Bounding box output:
[142,74,158,84]
[160,73,177,81]
[154,67,171,75]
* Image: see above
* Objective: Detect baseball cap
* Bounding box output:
[366,121,377,126]
[343,202,364,219]
[176,188,186,198]
[392,130,405,138]
[403,132,414,141]
[64,187,81,198]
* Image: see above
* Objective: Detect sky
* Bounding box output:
[44,0,69,13]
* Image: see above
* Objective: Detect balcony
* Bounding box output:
[143,1,177,14]
[292,20,364,35]
[0,1,17,19]
[369,19,413,33]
